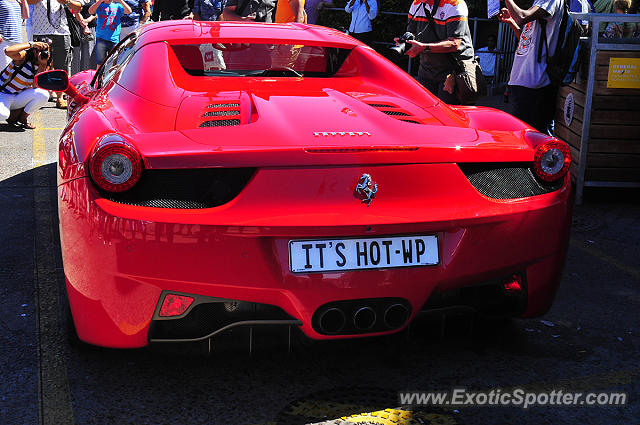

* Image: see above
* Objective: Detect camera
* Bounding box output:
[26,38,52,62]
[27,47,50,62]
[389,32,415,55]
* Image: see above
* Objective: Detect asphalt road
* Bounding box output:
[0,101,639,425]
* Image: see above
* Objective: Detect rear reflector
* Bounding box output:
[159,294,194,317]
[305,147,418,153]
[503,274,523,292]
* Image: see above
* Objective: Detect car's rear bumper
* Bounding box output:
[59,169,571,348]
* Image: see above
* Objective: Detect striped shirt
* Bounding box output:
[0,0,23,43]
[0,61,36,94]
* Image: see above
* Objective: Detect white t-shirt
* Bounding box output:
[508,0,563,89]
[32,0,70,36]
[198,44,226,71]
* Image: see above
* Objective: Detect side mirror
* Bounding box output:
[35,70,69,91]
[35,69,89,108]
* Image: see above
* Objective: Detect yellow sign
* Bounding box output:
[607,58,640,89]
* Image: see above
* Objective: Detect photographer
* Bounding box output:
[395,0,474,104]
[0,40,51,129]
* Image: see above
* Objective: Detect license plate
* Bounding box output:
[289,235,438,273]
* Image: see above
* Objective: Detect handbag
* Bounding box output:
[64,6,82,47]
[46,0,80,47]
[451,56,487,104]
[421,3,487,104]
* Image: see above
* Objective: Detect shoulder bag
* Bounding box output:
[422,3,486,104]
[63,6,83,47]
[47,0,82,47]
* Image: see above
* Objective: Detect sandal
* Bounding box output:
[6,108,21,126]
[18,111,35,129]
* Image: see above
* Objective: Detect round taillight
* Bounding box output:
[532,140,571,182]
[89,135,142,192]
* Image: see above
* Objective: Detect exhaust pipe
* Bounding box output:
[353,306,377,331]
[318,307,346,334]
[384,303,409,329]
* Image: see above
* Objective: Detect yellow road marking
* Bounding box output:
[570,238,640,280]
[342,408,457,425]
[32,113,47,168]
[290,368,639,424]
[283,401,457,425]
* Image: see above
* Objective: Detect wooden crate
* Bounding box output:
[555,50,640,183]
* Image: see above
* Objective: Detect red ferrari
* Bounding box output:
[36,21,572,349]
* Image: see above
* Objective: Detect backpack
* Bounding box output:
[538,0,586,86]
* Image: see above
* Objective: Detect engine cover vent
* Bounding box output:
[176,93,251,130]
[207,103,239,108]
[202,110,240,117]
[200,119,241,127]
[200,102,242,127]
[365,102,422,124]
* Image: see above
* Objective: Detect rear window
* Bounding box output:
[171,43,352,78]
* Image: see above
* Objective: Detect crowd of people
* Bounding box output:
[0,0,638,130]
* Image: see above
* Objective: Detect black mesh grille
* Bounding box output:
[102,168,255,209]
[380,110,410,116]
[202,110,240,117]
[200,119,241,127]
[149,301,296,340]
[459,163,563,199]
[400,119,421,124]
[367,103,393,107]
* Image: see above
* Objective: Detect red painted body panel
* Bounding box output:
[58,21,572,348]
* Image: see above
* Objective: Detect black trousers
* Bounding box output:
[417,71,459,105]
[350,31,373,47]
[509,84,558,135]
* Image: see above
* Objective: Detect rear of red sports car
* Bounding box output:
[58,21,572,348]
